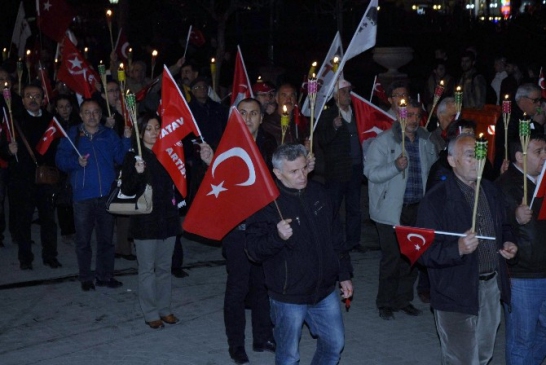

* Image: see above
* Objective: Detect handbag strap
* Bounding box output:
[14,120,39,166]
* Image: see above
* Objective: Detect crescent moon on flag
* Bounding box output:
[43,126,57,141]
[407,233,425,246]
[211,147,256,186]
[121,42,130,59]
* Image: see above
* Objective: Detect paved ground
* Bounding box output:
[0,219,509,365]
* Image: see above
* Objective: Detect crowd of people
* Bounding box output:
[0,43,545,365]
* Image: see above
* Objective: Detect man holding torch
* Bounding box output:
[416,133,517,365]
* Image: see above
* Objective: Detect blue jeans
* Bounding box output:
[504,278,546,365]
[73,197,116,282]
[270,291,345,365]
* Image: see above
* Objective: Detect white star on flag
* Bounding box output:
[207,181,227,198]
[414,244,421,251]
[68,57,82,69]
[44,1,52,11]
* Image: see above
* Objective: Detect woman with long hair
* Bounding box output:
[120,113,181,329]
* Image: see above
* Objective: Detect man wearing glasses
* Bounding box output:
[364,98,437,320]
[495,83,545,170]
[386,80,410,119]
[0,84,61,270]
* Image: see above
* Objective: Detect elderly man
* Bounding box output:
[56,99,132,291]
[246,143,353,365]
[430,97,457,154]
[495,83,545,172]
[262,83,304,145]
[317,79,362,252]
[496,134,546,365]
[0,84,61,270]
[417,133,517,364]
[364,98,437,320]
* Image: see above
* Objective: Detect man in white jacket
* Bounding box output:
[364,98,437,320]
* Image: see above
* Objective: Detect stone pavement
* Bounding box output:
[0,223,509,365]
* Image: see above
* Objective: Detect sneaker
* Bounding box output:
[95,278,123,288]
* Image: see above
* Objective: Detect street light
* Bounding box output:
[109,0,119,4]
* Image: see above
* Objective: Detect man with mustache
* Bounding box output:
[0,83,61,270]
[262,83,305,145]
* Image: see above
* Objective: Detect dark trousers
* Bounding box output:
[57,205,75,236]
[223,229,273,348]
[325,164,363,247]
[375,203,419,309]
[9,180,57,264]
[171,234,184,269]
[0,167,7,243]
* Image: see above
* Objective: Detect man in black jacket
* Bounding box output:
[416,133,517,364]
[246,143,353,365]
[0,83,60,270]
[495,134,546,365]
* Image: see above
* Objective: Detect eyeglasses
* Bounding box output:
[392,93,408,98]
[407,112,422,118]
[192,85,207,90]
[24,94,43,100]
[524,96,541,104]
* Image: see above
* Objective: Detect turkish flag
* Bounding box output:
[230,46,253,107]
[36,117,68,155]
[57,38,99,98]
[38,63,56,106]
[351,91,395,143]
[36,0,75,42]
[119,91,132,127]
[533,162,546,220]
[373,79,389,105]
[539,67,546,100]
[394,225,435,265]
[183,108,280,240]
[155,141,188,197]
[114,28,130,64]
[135,77,160,102]
[153,66,201,196]
[189,28,206,47]
[293,104,309,135]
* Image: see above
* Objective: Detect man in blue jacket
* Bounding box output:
[416,133,517,364]
[246,143,353,365]
[56,99,132,291]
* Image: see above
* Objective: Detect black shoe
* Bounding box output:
[229,346,249,364]
[96,278,123,288]
[116,254,137,261]
[379,307,395,320]
[20,262,33,270]
[397,304,422,316]
[81,281,95,291]
[253,340,276,353]
[43,258,62,268]
[171,268,189,278]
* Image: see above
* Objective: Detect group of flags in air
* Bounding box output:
[7,0,546,264]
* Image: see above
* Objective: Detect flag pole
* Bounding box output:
[393,226,495,241]
[183,25,192,59]
[274,200,284,221]
[54,117,82,158]
[370,75,377,101]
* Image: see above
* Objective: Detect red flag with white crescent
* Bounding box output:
[351,91,395,143]
[183,107,279,240]
[230,46,253,107]
[36,117,68,155]
[57,38,99,98]
[394,226,435,265]
[539,67,546,100]
[114,28,130,64]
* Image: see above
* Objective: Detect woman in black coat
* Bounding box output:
[121,113,182,329]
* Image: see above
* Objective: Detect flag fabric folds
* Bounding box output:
[350,91,395,143]
[317,0,378,125]
[36,117,68,155]
[372,77,389,105]
[301,31,344,117]
[183,107,280,241]
[152,65,202,197]
[57,38,100,98]
[11,2,31,58]
[394,225,435,265]
[36,0,75,42]
[532,162,546,220]
[230,46,253,107]
[114,28,130,64]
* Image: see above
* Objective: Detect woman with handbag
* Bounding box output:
[120,113,182,329]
